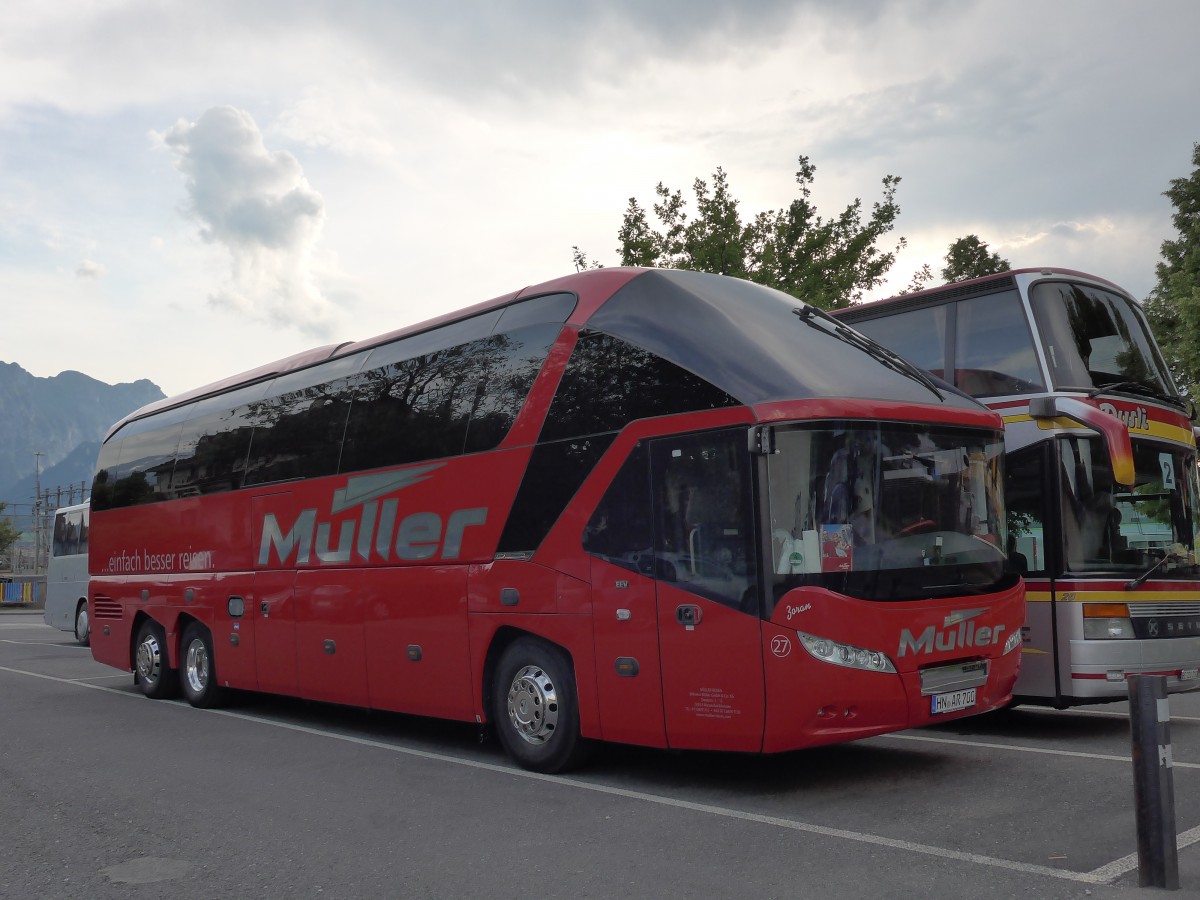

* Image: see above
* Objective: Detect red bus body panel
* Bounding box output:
[762,583,1023,751]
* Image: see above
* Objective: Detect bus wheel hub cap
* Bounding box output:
[186,640,209,692]
[136,636,161,681]
[507,665,559,745]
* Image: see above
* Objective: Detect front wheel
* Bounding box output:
[180,622,225,709]
[134,620,177,699]
[74,601,90,647]
[492,637,590,773]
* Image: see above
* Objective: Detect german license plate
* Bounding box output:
[931,688,976,714]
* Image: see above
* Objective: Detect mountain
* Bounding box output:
[0,361,164,526]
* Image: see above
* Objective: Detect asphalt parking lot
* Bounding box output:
[2,607,1199,899]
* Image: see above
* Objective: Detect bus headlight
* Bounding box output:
[1083,603,1134,640]
[796,631,896,673]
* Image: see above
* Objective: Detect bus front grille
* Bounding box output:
[1129,603,1200,618]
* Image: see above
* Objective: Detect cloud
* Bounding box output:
[75,258,105,278]
[157,105,338,336]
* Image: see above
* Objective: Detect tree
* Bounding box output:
[941,234,1011,283]
[1143,142,1200,398]
[0,502,20,558]
[579,156,911,310]
[896,262,934,296]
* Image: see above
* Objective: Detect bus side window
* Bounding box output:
[1005,445,1049,574]
[582,443,652,575]
[78,508,89,556]
[52,513,67,557]
[462,324,563,454]
[852,305,948,380]
[954,291,1045,395]
[650,430,756,613]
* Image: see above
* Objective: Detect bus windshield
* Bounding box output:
[768,422,1010,602]
[1030,281,1176,398]
[1058,434,1200,576]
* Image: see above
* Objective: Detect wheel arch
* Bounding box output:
[474,618,601,738]
[482,626,600,726]
[175,611,205,640]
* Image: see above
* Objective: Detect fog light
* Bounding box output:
[1083,617,1135,639]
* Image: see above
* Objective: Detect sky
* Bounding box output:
[2,0,1199,398]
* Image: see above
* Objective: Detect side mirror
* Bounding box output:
[1029,396,1135,487]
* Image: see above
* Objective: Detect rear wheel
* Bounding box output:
[180,622,225,708]
[492,637,590,773]
[134,620,176,699]
[74,601,90,647]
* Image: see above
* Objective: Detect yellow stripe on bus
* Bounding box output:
[1001,414,1194,446]
[1025,590,1200,603]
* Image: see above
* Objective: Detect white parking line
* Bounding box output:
[1086,824,1200,882]
[1017,704,1200,725]
[0,661,1154,886]
[874,731,1200,770]
[0,639,89,649]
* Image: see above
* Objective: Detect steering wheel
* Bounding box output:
[899,518,937,536]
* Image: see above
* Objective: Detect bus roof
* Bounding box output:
[840,267,1129,318]
[107,267,987,440]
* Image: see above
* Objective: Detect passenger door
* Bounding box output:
[649,430,765,751]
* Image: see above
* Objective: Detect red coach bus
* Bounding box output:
[89,268,1023,772]
[836,268,1200,707]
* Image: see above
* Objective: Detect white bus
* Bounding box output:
[836,269,1200,706]
[44,501,90,645]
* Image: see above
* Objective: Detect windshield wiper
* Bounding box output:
[1090,380,1188,412]
[1125,551,1183,591]
[793,305,943,400]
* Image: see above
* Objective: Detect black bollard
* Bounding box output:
[1128,674,1179,890]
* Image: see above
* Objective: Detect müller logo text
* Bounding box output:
[257,465,488,566]
[897,607,1005,657]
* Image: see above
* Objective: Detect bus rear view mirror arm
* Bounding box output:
[1029,396,1135,488]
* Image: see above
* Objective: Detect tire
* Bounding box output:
[180,622,226,709]
[133,619,177,699]
[492,637,590,773]
[74,601,90,647]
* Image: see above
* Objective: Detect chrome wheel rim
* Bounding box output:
[506,665,559,745]
[75,607,89,641]
[135,632,163,684]
[185,638,210,694]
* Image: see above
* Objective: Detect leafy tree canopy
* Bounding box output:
[895,234,1011,296]
[941,234,1011,283]
[0,502,20,557]
[1143,142,1200,398]
[575,155,910,310]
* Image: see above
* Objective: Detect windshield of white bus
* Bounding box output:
[767,422,1011,602]
[1030,281,1176,398]
[1057,435,1200,576]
